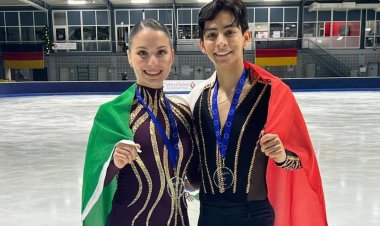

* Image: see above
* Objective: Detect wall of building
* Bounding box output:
[41,49,380,82]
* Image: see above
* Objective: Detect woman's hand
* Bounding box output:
[113,141,141,169]
[259,133,286,164]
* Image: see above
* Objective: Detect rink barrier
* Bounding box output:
[0,77,380,97]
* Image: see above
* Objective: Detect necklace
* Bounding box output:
[217,93,234,104]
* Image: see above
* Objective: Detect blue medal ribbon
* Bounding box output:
[211,69,247,159]
[135,88,180,169]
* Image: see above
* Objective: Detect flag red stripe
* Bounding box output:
[2,52,43,61]
[256,48,298,58]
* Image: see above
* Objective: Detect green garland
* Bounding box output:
[42,25,54,54]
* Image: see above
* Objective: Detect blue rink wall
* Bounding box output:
[0,77,380,97]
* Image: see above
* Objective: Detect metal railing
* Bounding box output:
[303,39,351,77]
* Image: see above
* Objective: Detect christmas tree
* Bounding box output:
[42,25,54,54]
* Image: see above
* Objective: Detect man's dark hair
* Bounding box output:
[198,0,248,40]
[129,18,171,47]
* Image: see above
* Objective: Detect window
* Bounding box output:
[83,26,96,40]
[20,12,33,26]
[68,11,81,25]
[130,10,143,24]
[53,10,111,52]
[116,11,129,25]
[284,23,297,37]
[0,12,4,26]
[365,10,380,48]
[69,27,81,40]
[303,8,360,48]
[177,9,192,39]
[0,11,47,43]
[0,27,5,41]
[6,27,20,41]
[97,26,109,40]
[114,9,173,52]
[145,10,158,20]
[159,10,172,24]
[5,12,19,26]
[96,11,108,25]
[303,23,316,37]
[21,27,34,41]
[34,12,47,26]
[55,28,66,41]
[83,11,96,25]
[54,12,66,26]
[252,7,298,40]
[254,23,269,39]
[35,27,45,41]
[177,9,201,40]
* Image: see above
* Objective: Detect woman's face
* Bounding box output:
[128,28,174,89]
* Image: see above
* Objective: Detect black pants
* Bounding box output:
[198,199,275,226]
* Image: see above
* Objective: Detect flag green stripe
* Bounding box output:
[82,84,136,224]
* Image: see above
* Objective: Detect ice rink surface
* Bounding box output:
[0,91,379,226]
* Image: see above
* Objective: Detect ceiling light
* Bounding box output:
[68,0,87,4]
[365,28,371,31]
[337,36,343,40]
[131,0,149,3]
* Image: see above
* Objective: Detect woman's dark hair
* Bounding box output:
[129,18,171,47]
[198,0,248,40]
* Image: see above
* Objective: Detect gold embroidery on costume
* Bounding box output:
[176,102,192,116]
[215,144,225,193]
[131,90,154,226]
[127,87,191,226]
[164,146,176,226]
[193,125,207,193]
[232,82,256,192]
[172,107,191,134]
[146,91,167,226]
[128,93,149,208]
[132,112,149,134]
[169,98,186,226]
[160,98,178,226]
[172,100,195,223]
[198,93,215,194]
[131,157,152,226]
[277,155,303,170]
[130,104,143,124]
[176,140,185,226]
[128,163,143,207]
[245,85,269,193]
[158,94,191,226]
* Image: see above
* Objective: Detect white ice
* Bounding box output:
[0,91,379,226]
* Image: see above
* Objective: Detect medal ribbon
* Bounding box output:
[211,69,247,159]
[135,88,180,169]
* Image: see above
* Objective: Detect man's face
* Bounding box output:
[200,10,251,69]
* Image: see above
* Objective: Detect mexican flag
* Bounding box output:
[81,84,136,226]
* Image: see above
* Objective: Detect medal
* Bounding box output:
[167,176,186,198]
[211,69,247,191]
[135,88,185,198]
[213,166,234,189]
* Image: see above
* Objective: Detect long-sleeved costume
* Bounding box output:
[82,84,194,226]
[187,62,327,226]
